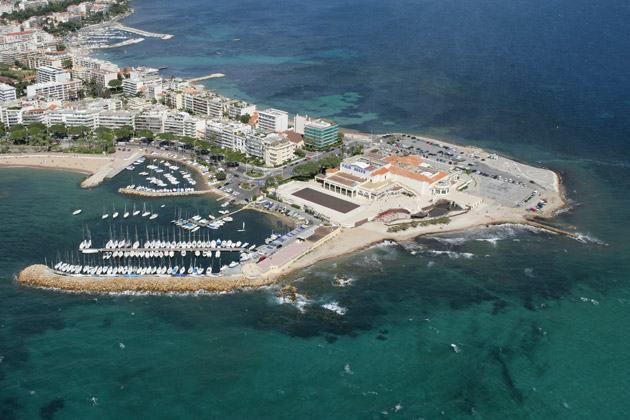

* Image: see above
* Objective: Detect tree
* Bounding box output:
[108,79,122,92]
[28,122,47,132]
[239,113,251,124]
[135,129,154,141]
[215,172,227,181]
[114,125,133,140]
[94,126,112,136]
[56,43,66,51]
[292,162,320,179]
[10,124,27,141]
[49,123,67,137]
[318,155,342,169]
[157,132,176,141]
[68,125,90,137]
[62,59,73,69]
[294,149,306,158]
[28,126,44,137]
[180,136,195,146]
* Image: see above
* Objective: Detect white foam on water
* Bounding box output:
[427,261,435,268]
[428,250,474,259]
[343,364,354,375]
[524,268,535,278]
[274,293,311,313]
[374,240,398,248]
[431,237,468,246]
[322,301,347,315]
[575,233,607,246]
[333,276,355,287]
[451,343,461,353]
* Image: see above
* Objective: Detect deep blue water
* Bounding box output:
[2,0,630,418]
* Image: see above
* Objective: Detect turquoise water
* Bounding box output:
[3,0,630,417]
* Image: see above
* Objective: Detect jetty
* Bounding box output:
[188,74,225,82]
[81,151,142,188]
[112,23,173,40]
[118,187,214,197]
[92,38,144,50]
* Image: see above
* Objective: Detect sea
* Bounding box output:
[2,0,630,418]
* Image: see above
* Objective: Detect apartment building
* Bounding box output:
[36,66,70,83]
[257,108,288,132]
[26,80,83,101]
[0,83,16,102]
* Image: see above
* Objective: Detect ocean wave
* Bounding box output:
[524,268,535,278]
[274,292,311,312]
[427,250,474,259]
[333,276,355,287]
[322,301,347,315]
[575,233,607,246]
[368,240,399,249]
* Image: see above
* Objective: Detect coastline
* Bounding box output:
[15,192,575,294]
[9,4,577,294]
[7,134,574,295]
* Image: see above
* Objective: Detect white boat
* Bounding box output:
[238,222,245,232]
[132,203,140,216]
[142,203,151,217]
[72,209,82,215]
[228,261,238,268]
[112,204,119,219]
[102,206,109,219]
[215,250,221,258]
[123,204,129,219]
[150,213,158,220]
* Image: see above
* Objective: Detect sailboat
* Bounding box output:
[142,203,151,217]
[112,204,119,219]
[102,206,109,219]
[72,209,82,215]
[238,222,245,232]
[123,204,130,219]
[149,205,158,220]
[132,203,140,216]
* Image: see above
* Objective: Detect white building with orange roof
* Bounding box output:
[316,154,454,200]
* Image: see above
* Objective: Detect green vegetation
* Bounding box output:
[246,171,263,178]
[3,0,132,35]
[0,62,36,97]
[239,114,251,124]
[215,172,227,181]
[114,125,133,141]
[292,162,320,180]
[294,149,306,158]
[386,217,451,233]
[108,79,122,92]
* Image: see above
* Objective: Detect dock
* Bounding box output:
[112,23,173,40]
[118,187,215,197]
[96,247,244,253]
[188,73,225,82]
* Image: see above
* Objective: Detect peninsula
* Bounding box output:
[0,0,573,294]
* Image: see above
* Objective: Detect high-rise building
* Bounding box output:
[0,82,16,102]
[304,120,339,149]
[36,66,70,83]
[257,108,288,132]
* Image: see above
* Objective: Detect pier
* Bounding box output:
[188,73,225,82]
[96,246,244,253]
[118,187,215,197]
[92,38,144,49]
[112,23,173,40]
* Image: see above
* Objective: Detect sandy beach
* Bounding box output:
[0,152,126,175]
